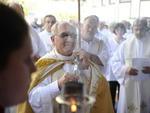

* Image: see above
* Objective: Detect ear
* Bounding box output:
[51,35,55,43]
[51,35,56,46]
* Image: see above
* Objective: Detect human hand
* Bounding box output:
[58,73,79,89]
[142,66,150,74]
[126,67,138,76]
[73,49,90,69]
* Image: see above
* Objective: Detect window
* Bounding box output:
[119,0,131,3]
[141,0,150,1]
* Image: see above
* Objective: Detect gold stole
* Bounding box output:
[17,58,64,113]
[17,58,114,113]
[89,61,114,113]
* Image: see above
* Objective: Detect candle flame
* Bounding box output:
[70,98,77,112]
[71,104,77,112]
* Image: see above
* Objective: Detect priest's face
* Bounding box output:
[52,22,77,56]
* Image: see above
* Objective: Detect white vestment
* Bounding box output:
[111,33,150,113]
[30,26,47,57]
[106,36,125,81]
[29,49,101,113]
[81,38,109,74]
[39,30,53,53]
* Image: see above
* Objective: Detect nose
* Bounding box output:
[66,36,76,42]
[88,27,92,32]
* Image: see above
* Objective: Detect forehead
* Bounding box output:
[57,23,76,33]
[133,19,146,28]
[83,18,97,26]
[45,17,54,21]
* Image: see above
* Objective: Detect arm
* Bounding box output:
[29,74,79,113]
[97,41,109,67]
[90,53,104,66]
[29,76,60,113]
[111,43,129,85]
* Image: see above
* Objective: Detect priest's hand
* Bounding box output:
[58,73,79,90]
[142,66,150,74]
[126,67,138,76]
[73,49,90,69]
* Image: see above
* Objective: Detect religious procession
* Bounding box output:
[0,0,150,113]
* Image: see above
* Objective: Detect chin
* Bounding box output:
[64,50,73,56]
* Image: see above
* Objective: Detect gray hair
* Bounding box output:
[51,21,77,36]
[133,18,150,31]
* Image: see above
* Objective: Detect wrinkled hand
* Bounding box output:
[142,66,150,74]
[58,73,79,89]
[73,49,90,69]
[126,67,138,76]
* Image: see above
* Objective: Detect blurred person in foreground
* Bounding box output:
[17,21,114,113]
[81,15,109,76]
[111,18,150,113]
[0,3,36,113]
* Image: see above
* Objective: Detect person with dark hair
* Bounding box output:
[39,14,57,53]
[111,18,150,113]
[0,2,36,112]
[106,22,126,111]
[121,20,132,39]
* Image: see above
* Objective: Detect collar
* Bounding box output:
[44,48,75,61]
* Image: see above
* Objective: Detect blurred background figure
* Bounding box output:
[121,20,133,39]
[111,18,150,113]
[9,2,47,61]
[81,15,109,75]
[31,17,43,33]
[106,22,126,112]
[39,15,56,53]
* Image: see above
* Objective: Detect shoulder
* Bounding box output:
[35,58,57,69]
[93,38,105,45]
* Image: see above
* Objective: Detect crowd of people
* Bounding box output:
[1,2,150,113]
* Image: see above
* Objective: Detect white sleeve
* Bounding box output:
[30,26,47,57]
[98,42,109,67]
[111,42,129,85]
[37,33,47,57]
[29,77,60,113]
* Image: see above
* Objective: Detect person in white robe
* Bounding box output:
[111,18,150,113]
[80,15,109,74]
[23,21,114,113]
[9,2,47,61]
[106,23,126,110]
[28,22,80,113]
[39,15,56,53]
[30,26,47,60]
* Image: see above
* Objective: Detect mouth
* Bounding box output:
[65,42,74,47]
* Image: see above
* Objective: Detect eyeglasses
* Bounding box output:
[57,32,77,39]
